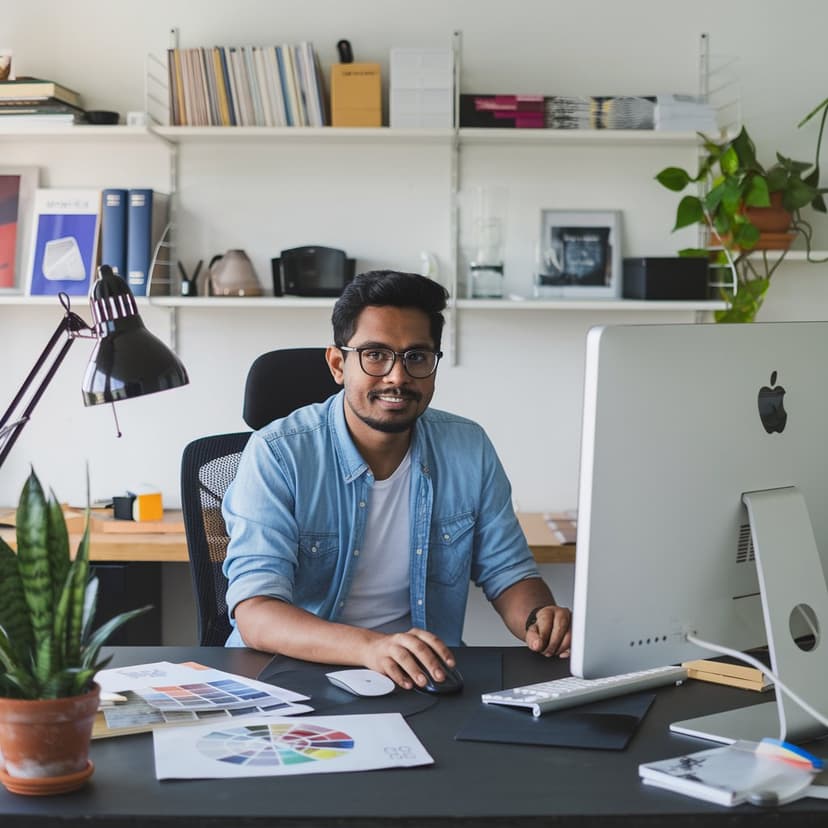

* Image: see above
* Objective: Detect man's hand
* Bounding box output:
[525,604,571,658]
[361,628,456,690]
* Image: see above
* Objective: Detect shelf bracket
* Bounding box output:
[447,29,463,367]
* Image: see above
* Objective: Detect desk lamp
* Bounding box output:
[0,265,189,468]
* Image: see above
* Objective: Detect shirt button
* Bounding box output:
[417,599,423,606]
[353,549,360,557]
[416,548,422,556]
[359,501,366,508]
[442,533,450,541]
[339,601,345,607]
[311,545,318,553]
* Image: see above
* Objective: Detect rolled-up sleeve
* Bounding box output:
[222,431,299,618]
[471,435,539,601]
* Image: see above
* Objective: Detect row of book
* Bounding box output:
[0,77,86,125]
[461,93,717,131]
[167,44,327,127]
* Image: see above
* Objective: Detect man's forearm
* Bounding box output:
[491,577,558,641]
[234,596,382,664]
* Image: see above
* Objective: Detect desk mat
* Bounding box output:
[455,691,656,751]
[257,648,503,718]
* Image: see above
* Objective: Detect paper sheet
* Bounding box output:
[153,713,433,780]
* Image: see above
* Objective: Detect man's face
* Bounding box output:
[327,305,438,436]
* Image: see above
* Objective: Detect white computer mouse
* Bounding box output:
[325,668,395,697]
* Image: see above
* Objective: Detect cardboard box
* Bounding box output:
[622,257,709,300]
[331,63,381,127]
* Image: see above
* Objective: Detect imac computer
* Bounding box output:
[570,321,828,744]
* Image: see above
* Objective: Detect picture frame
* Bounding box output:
[0,167,38,293]
[535,209,622,298]
[26,188,101,297]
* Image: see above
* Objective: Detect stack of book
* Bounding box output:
[167,44,327,127]
[544,96,656,130]
[0,77,86,125]
[460,94,545,128]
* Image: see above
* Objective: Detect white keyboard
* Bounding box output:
[481,665,688,717]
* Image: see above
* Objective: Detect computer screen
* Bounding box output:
[570,321,828,744]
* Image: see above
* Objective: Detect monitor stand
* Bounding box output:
[671,486,828,745]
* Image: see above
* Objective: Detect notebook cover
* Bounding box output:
[455,691,656,751]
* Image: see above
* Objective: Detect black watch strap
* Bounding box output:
[524,604,551,631]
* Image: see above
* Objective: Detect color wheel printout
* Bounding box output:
[153,713,433,779]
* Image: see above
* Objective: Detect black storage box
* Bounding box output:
[622,257,709,300]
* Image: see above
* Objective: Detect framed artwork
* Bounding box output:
[0,167,38,293]
[535,209,622,298]
[26,188,101,296]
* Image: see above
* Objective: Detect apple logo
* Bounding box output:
[758,371,787,434]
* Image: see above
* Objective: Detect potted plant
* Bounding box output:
[655,101,828,323]
[0,470,149,796]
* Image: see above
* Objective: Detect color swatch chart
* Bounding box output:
[138,678,288,711]
[198,723,355,767]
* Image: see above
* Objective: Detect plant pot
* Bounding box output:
[0,683,99,796]
[744,191,793,233]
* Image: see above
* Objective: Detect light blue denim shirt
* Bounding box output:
[222,390,539,647]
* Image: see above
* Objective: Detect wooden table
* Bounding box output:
[0,510,574,565]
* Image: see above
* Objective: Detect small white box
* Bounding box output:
[390,48,454,128]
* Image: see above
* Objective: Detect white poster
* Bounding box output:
[153,713,433,780]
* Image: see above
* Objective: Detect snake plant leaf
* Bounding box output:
[0,538,32,665]
[81,575,99,644]
[66,517,91,666]
[51,564,76,672]
[32,630,53,690]
[45,490,70,603]
[16,471,54,663]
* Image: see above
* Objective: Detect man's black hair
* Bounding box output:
[331,270,448,350]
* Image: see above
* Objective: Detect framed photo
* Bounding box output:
[535,209,622,298]
[0,167,38,293]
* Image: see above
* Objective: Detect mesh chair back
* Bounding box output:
[180,432,250,646]
[182,347,339,645]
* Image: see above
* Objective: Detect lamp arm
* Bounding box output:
[0,301,91,470]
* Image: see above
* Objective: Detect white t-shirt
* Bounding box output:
[339,450,412,631]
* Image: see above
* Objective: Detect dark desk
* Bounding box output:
[2,646,826,827]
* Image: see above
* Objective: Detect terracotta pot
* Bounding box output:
[0,683,99,796]
[744,191,792,234]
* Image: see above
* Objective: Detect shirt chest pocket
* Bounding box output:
[427,512,475,585]
[296,532,339,605]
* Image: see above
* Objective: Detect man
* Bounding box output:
[223,270,571,691]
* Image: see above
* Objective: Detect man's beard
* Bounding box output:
[356,388,423,433]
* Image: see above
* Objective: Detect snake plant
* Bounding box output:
[0,470,149,700]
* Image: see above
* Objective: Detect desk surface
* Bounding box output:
[0,511,574,565]
[1,645,825,827]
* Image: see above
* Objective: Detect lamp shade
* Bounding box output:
[81,265,188,406]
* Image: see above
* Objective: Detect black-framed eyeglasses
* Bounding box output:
[339,346,443,378]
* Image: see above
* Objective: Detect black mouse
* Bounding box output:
[414,656,464,695]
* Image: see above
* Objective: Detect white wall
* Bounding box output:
[3,1,828,527]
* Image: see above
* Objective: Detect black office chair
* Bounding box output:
[180,348,340,646]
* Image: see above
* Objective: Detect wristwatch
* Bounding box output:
[524,604,551,631]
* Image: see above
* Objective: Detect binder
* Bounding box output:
[100,188,127,277]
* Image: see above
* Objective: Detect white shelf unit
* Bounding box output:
[0,122,732,354]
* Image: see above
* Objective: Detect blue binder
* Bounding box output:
[101,188,127,278]
[126,188,153,296]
